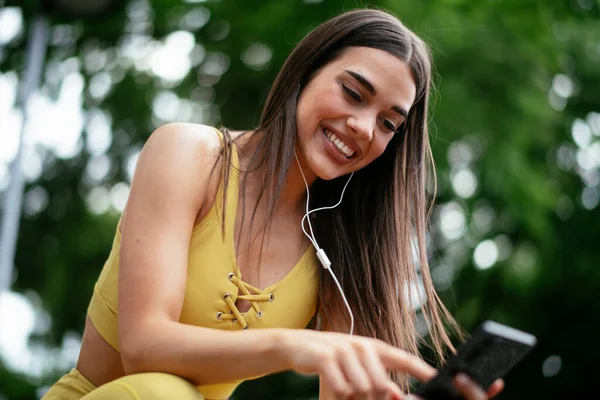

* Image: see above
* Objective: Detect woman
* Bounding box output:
[43,8,503,400]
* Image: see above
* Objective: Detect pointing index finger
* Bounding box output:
[376,342,437,382]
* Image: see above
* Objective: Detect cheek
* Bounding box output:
[298,88,346,127]
[319,91,347,117]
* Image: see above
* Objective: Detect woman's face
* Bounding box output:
[296,46,417,181]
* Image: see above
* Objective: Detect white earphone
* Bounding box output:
[294,151,355,335]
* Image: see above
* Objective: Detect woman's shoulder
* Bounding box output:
[126,123,227,219]
[147,122,225,156]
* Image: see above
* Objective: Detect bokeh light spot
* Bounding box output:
[439,202,466,240]
[542,355,562,378]
[473,240,498,270]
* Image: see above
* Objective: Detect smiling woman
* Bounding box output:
[295,46,415,179]
[41,8,501,400]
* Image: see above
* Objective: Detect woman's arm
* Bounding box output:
[117,123,291,384]
[116,123,439,391]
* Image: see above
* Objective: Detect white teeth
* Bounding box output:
[323,128,355,158]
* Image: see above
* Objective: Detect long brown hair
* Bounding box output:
[217,9,462,390]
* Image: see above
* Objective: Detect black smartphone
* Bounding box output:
[413,320,537,400]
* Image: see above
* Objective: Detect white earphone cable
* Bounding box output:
[294,151,355,335]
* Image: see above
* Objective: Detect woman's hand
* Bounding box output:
[279,329,436,400]
[408,374,505,400]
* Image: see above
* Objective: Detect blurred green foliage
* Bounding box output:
[1,0,599,399]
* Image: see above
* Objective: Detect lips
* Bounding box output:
[321,125,360,159]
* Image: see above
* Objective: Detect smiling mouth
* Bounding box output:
[323,127,356,159]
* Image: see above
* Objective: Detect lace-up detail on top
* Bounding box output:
[217,272,274,329]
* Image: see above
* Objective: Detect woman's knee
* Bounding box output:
[82,373,204,400]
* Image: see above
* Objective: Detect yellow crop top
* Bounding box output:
[87,129,319,399]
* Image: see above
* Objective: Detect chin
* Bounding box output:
[316,173,338,181]
[315,166,351,181]
[298,143,355,181]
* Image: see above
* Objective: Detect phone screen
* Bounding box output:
[460,334,534,388]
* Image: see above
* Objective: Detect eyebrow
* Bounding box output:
[344,69,409,120]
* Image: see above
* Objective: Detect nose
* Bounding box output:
[346,111,375,141]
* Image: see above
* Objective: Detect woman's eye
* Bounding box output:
[381,119,398,132]
[342,84,362,102]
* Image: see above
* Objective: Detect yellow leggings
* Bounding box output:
[42,368,205,400]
